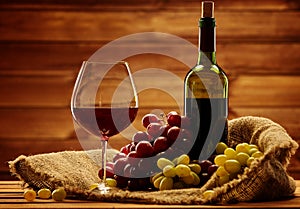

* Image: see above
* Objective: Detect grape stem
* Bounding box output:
[159,113,167,124]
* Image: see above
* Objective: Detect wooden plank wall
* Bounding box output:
[0,0,299,180]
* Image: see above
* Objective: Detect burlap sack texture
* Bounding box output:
[9,116,299,204]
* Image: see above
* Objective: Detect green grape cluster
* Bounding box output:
[151,154,202,191]
[214,142,263,186]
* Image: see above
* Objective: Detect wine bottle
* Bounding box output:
[184,1,228,161]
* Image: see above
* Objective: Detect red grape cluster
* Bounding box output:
[98,111,226,190]
[98,111,194,190]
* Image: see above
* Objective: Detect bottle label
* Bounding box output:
[186,67,225,99]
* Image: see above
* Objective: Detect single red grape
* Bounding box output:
[147,122,164,138]
[167,126,181,144]
[199,160,213,173]
[132,131,151,143]
[135,141,154,158]
[142,113,160,128]
[153,136,169,154]
[166,111,179,118]
[161,124,171,137]
[167,111,181,127]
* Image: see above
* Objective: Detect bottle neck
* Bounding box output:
[197,17,217,65]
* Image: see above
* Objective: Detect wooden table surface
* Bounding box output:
[0,180,300,209]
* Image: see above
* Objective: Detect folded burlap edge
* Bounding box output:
[8,116,299,205]
[9,154,58,190]
[9,149,118,191]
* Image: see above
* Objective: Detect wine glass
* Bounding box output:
[71,61,138,193]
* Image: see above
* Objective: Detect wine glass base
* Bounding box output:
[97,182,118,194]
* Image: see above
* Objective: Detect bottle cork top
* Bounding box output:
[201,1,214,18]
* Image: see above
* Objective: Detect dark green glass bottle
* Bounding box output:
[184,1,228,161]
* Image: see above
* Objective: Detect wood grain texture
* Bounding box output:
[0,0,299,180]
[0,180,299,208]
[1,0,300,11]
[0,10,299,42]
[0,43,299,74]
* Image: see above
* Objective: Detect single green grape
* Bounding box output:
[163,165,176,178]
[24,189,36,202]
[151,172,163,184]
[38,188,51,199]
[175,164,191,177]
[181,172,194,185]
[236,143,250,155]
[215,142,228,154]
[216,166,229,177]
[252,151,263,158]
[52,188,66,201]
[188,163,201,174]
[157,158,175,170]
[224,159,241,174]
[214,154,227,167]
[153,176,164,189]
[159,177,173,191]
[249,144,258,149]
[177,154,190,165]
[236,152,250,166]
[191,171,201,186]
[224,148,237,159]
[249,148,258,156]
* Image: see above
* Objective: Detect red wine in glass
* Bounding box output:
[72,107,138,140]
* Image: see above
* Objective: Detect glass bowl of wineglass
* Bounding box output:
[71,61,138,193]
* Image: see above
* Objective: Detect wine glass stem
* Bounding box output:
[101,138,108,184]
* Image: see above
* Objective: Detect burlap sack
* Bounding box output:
[9,116,299,204]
